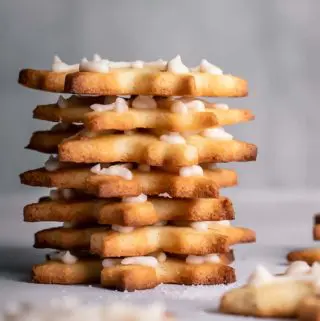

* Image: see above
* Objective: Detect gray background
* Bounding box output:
[1,0,319,193]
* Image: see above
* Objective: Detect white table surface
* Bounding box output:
[0,190,319,320]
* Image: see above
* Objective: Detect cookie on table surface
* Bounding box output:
[24,196,235,226]
[101,257,235,291]
[219,261,320,318]
[20,166,238,198]
[32,255,101,284]
[34,95,254,131]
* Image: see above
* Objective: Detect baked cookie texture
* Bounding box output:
[24,196,235,226]
[20,166,237,198]
[101,259,235,291]
[58,132,257,166]
[32,258,102,284]
[34,225,255,255]
[18,55,257,290]
[219,262,320,318]
[33,96,254,131]
[298,295,320,321]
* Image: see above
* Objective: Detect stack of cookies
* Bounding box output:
[19,54,257,291]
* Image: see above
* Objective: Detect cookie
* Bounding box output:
[90,225,255,257]
[288,248,320,265]
[314,214,320,240]
[219,263,318,318]
[24,196,235,226]
[34,96,254,131]
[26,124,80,154]
[32,257,101,284]
[34,227,105,250]
[65,70,247,97]
[298,295,320,321]
[18,69,67,92]
[101,258,236,291]
[58,132,257,166]
[20,166,237,198]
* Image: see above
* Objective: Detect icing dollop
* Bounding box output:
[45,155,60,172]
[198,59,223,75]
[179,165,204,177]
[215,103,229,110]
[122,194,148,203]
[160,132,186,144]
[285,261,311,275]
[247,265,274,286]
[48,251,78,264]
[121,256,158,268]
[90,97,128,113]
[201,127,233,140]
[79,54,109,73]
[111,225,135,233]
[90,164,133,180]
[132,96,157,109]
[167,55,189,74]
[186,254,221,265]
[52,55,79,72]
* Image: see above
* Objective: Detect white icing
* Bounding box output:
[57,95,68,108]
[90,97,128,113]
[156,252,167,263]
[285,261,310,275]
[90,164,133,180]
[189,221,210,231]
[171,101,188,114]
[167,55,189,74]
[185,100,205,111]
[131,60,144,68]
[311,262,320,275]
[79,55,109,73]
[186,254,221,265]
[121,256,158,267]
[122,194,148,203]
[158,192,172,198]
[189,220,230,231]
[179,165,204,177]
[52,55,79,72]
[138,164,151,172]
[215,103,229,110]
[201,127,233,140]
[160,132,186,144]
[198,59,223,75]
[247,265,275,286]
[45,155,60,172]
[48,251,78,265]
[144,59,168,70]
[51,122,70,131]
[102,258,118,268]
[132,96,157,109]
[111,225,135,233]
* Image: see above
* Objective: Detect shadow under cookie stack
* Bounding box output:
[19,54,257,291]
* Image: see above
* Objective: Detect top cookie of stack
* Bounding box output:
[19,54,257,291]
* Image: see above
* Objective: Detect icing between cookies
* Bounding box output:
[90,164,133,180]
[57,95,68,108]
[160,132,186,144]
[132,96,157,109]
[111,225,135,233]
[215,103,229,110]
[122,194,148,203]
[49,188,75,201]
[45,155,60,172]
[186,254,221,265]
[201,127,233,140]
[170,99,205,113]
[179,165,204,177]
[190,220,231,231]
[102,256,161,268]
[90,97,128,113]
[48,251,78,264]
